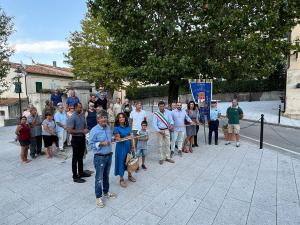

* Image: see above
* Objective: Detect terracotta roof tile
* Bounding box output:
[26,64,73,78]
[0,98,25,106]
[9,62,73,78]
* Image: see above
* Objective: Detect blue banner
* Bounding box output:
[189,81,212,117]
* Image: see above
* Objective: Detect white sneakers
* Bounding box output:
[225,141,240,147]
[96,192,117,208]
[96,198,104,208]
[103,192,117,198]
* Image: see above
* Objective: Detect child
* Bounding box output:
[136,120,149,170]
[42,112,57,158]
[107,103,115,130]
[15,116,31,163]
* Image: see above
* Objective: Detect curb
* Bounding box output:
[242,118,300,130]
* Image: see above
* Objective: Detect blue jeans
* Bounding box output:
[94,154,112,198]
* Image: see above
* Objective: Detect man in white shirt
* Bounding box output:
[171,102,193,157]
[129,102,147,147]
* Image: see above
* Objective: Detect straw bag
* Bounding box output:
[126,152,139,172]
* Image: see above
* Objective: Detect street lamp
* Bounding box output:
[14,66,23,117]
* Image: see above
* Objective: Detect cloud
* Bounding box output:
[12,40,69,54]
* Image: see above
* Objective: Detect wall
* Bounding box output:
[25,74,72,94]
[0,69,73,98]
[0,106,9,126]
[0,68,27,98]
[135,91,282,106]
[0,100,31,127]
[285,24,300,119]
[29,93,67,115]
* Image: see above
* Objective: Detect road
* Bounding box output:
[218,119,300,156]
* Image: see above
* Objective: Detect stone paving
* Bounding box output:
[1,114,300,225]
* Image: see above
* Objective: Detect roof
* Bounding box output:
[0,98,25,106]
[10,62,74,78]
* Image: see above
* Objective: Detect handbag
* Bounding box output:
[126,151,139,172]
[184,119,191,125]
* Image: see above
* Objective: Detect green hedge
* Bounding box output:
[126,85,169,99]
[126,79,283,99]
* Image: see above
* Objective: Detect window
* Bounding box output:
[0,111,5,116]
[36,82,42,93]
[50,81,56,90]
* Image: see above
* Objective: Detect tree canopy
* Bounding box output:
[0,7,14,95]
[89,0,300,102]
[65,10,131,94]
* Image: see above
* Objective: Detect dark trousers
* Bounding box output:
[30,135,42,157]
[71,136,85,179]
[208,120,219,144]
[94,154,112,198]
[194,125,199,145]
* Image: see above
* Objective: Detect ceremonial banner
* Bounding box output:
[189,80,212,116]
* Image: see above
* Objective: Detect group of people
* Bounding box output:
[15,87,244,208]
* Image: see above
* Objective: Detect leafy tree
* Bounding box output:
[65,9,131,94]
[89,0,300,103]
[0,8,14,95]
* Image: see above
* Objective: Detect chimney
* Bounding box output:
[53,61,57,67]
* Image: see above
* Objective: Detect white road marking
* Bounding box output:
[240,134,300,156]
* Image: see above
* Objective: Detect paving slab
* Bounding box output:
[0,111,300,225]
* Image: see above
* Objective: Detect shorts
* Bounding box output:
[43,135,58,148]
[228,124,240,134]
[19,140,30,146]
[137,149,147,157]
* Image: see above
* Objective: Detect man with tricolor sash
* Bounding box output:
[152,100,175,165]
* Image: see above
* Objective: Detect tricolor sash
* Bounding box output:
[154,111,170,128]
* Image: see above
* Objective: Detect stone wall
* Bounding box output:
[285,69,300,119]
[285,24,300,119]
[134,91,282,106]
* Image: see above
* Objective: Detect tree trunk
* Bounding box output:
[168,78,179,105]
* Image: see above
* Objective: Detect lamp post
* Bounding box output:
[14,66,23,117]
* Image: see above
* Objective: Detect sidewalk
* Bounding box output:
[0,114,300,225]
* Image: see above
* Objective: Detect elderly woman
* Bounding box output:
[42,112,58,158]
[113,112,135,188]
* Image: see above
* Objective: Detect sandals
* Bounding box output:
[128,175,136,182]
[182,146,188,153]
[120,179,127,188]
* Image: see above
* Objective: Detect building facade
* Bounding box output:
[0,63,74,99]
[285,24,300,119]
[0,62,74,126]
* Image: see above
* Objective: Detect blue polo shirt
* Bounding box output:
[89,124,112,155]
[51,93,63,106]
[66,96,80,107]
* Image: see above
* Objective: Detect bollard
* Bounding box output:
[278,105,281,124]
[260,114,264,149]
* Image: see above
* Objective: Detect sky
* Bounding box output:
[0,0,87,67]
